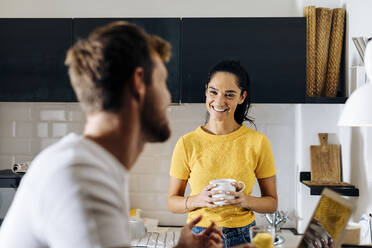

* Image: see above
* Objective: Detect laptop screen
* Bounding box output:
[298,188,355,248]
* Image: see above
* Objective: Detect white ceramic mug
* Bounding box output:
[209,179,246,206]
[129,219,146,239]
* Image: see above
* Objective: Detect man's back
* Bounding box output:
[0,133,130,248]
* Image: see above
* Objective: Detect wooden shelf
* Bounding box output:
[305,97,347,104]
[300,172,359,197]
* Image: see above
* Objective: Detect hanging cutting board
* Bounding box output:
[310,133,341,183]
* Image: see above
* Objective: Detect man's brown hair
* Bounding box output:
[65,21,171,114]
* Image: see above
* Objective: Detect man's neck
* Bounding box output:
[83,110,144,170]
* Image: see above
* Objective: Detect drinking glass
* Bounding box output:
[250,225,274,248]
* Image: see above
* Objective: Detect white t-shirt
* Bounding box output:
[0,133,131,248]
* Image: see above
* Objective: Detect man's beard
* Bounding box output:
[141,94,171,143]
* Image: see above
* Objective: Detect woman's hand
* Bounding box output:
[175,215,223,248]
[223,190,250,209]
[189,184,218,209]
[303,218,334,248]
[231,182,245,192]
[215,181,248,208]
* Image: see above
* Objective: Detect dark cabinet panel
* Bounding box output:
[73,18,181,103]
[181,18,306,103]
[0,19,75,101]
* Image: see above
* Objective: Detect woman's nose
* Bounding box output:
[214,94,225,104]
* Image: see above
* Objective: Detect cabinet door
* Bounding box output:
[0,19,74,101]
[73,18,181,103]
[181,18,306,103]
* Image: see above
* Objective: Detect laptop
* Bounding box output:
[298,188,356,248]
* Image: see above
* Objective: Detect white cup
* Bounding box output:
[209,179,246,206]
[129,219,146,239]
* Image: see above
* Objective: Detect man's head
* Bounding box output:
[65,21,172,142]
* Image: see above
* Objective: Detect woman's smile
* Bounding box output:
[211,105,230,113]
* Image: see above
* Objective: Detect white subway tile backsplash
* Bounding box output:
[158,158,172,174]
[14,155,34,164]
[30,139,59,154]
[168,104,206,122]
[131,157,171,175]
[138,175,169,193]
[131,157,158,174]
[40,110,66,121]
[252,104,294,124]
[0,138,30,155]
[130,193,168,211]
[0,103,31,121]
[52,123,68,138]
[37,123,48,138]
[66,123,84,134]
[67,110,85,122]
[142,210,187,226]
[0,121,15,137]
[141,141,174,157]
[0,102,300,227]
[170,121,203,139]
[14,122,33,138]
[0,155,14,170]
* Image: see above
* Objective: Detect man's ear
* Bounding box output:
[131,67,146,104]
[239,91,247,104]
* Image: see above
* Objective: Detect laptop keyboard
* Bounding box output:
[131,230,181,247]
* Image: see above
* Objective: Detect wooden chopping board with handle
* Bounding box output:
[310,133,341,183]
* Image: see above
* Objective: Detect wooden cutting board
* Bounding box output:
[310,133,341,183]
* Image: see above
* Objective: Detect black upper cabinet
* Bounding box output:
[181,18,306,103]
[0,19,75,101]
[73,18,181,103]
[0,18,313,103]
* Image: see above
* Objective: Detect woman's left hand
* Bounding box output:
[231,182,244,192]
[223,190,250,209]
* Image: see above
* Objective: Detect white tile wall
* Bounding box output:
[0,102,297,228]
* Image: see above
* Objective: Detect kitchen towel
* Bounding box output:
[315,8,333,96]
[359,214,372,244]
[11,161,30,174]
[325,8,346,97]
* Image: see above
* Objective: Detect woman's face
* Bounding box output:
[205,71,247,123]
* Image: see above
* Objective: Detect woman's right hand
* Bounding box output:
[189,184,218,209]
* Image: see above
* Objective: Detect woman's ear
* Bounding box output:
[131,67,146,104]
[239,91,247,104]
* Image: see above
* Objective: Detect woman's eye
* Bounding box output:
[226,94,235,98]
[209,90,217,95]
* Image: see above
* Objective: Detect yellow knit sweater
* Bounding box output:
[170,125,276,228]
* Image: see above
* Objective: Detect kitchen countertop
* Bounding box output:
[275,229,302,248]
[131,227,302,247]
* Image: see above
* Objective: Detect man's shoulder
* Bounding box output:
[27,133,116,184]
[35,133,98,167]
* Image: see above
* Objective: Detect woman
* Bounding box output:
[167,60,278,248]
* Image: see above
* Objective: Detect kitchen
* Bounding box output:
[0,0,372,247]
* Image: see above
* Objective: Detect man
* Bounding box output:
[0,21,223,248]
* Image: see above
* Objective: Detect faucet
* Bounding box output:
[265,211,288,245]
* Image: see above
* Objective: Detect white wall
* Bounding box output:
[295,104,343,233]
[294,0,372,234]
[342,0,372,223]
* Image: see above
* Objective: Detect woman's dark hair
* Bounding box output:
[206,60,255,126]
